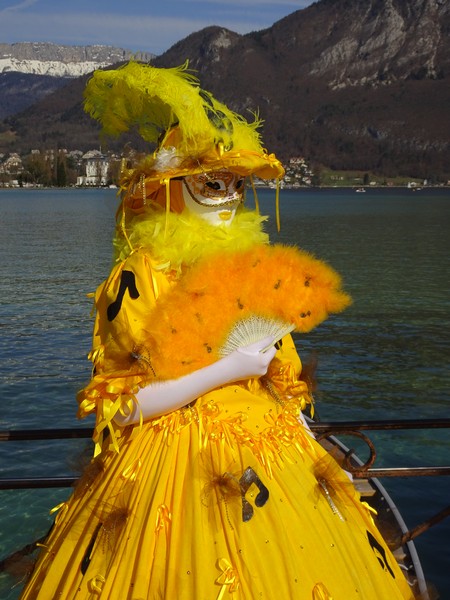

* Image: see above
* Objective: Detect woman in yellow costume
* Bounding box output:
[20,62,416,600]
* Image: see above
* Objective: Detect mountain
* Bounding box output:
[1,0,449,180]
[0,42,154,77]
[0,42,154,119]
[151,0,450,178]
[0,72,70,120]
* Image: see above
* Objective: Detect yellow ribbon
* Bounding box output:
[249,174,260,214]
[121,458,142,482]
[155,504,172,534]
[49,501,69,525]
[312,582,333,600]
[265,361,314,416]
[88,574,106,595]
[275,177,281,232]
[120,193,134,254]
[215,558,239,599]
[88,345,104,367]
[94,395,127,455]
[163,177,171,238]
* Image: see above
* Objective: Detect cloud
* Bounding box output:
[0,0,38,14]
[198,0,309,6]
[0,10,276,54]
[0,1,314,54]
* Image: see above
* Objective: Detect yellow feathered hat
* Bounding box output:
[84,61,284,213]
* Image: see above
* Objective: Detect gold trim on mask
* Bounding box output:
[183,171,245,207]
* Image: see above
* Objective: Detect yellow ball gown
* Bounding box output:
[19,212,415,600]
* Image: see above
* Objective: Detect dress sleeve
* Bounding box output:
[77,250,172,455]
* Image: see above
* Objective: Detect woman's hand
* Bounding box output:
[222,336,278,381]
[114,336,277,426]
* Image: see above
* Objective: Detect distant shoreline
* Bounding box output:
[1,184,449,191]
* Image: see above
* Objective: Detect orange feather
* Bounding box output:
[144,244,352,379]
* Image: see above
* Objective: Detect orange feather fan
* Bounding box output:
[143,244,352,380]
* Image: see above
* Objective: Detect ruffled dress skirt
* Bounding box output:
[20,379,415,600]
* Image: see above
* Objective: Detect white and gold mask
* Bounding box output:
[182,170,245,225]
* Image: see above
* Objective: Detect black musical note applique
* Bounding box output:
[366,530,395,578]
[81,523,102,575]
[239,467,270,522]
[107,270,140,322]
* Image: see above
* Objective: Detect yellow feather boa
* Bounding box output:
[113,207,269,275]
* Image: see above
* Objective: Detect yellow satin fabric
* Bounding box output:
[77,249,176,455]
[21,252,415,600]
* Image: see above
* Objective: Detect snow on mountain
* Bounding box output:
[0,58,114,77]
[0,42,154,77]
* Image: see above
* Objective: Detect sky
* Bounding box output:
[0,0,316,56]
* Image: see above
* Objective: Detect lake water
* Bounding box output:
[0,187,449,598]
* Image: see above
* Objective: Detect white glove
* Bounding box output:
[114,336,277,425]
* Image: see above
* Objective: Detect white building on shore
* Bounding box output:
[76,150,110,186]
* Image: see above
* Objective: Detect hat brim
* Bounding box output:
[143,149,284,194]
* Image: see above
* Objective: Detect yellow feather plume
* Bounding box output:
[84,61,264,159]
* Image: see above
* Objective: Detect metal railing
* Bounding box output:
[311,417,450,478]
[0,419,449,566]
[1,418,449,489]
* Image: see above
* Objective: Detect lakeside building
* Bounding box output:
[0,152,23,175]
[76,150,109,186]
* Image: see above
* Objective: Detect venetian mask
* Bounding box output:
[182,170,245,225]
